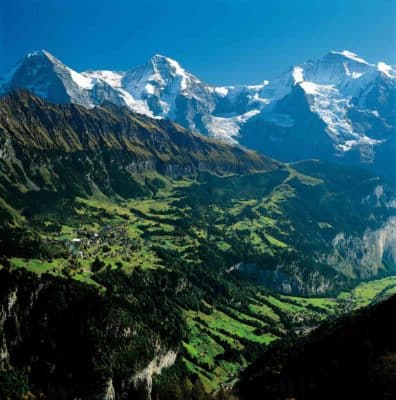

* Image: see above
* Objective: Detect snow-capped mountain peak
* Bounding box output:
[108,53,215,120]
[150,53,187,73]
[274,51,393,152]
[0,49,395,178]
[122,53,202,97]
[297,50,373,85]
[377,61,396,78]
[0,49,98,106]
[330,50,371,65]
[292,66,304,84]
[26,49,58,62]
[23,50,94,89]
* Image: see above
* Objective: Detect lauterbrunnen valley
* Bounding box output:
[0,1,395,399]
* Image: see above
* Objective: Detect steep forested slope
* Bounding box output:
[238,293,396,400]
[0,267,189,399]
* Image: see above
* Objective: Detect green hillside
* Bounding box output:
[1,92,396,399]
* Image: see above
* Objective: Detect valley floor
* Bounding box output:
[2,171,396,397]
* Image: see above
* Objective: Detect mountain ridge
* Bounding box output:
[1,48,395,179]
[0,90,274,204]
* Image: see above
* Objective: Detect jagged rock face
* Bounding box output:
[232,214,396,294]
[102,379,116,400]
[231,263,333,296]
[322,185,396,279]
[121,54,217,128]
[328,216,396,278]
[4,51,71,104]
[1,50,395,178]
[132,350,178,400]
[0,50,128,110]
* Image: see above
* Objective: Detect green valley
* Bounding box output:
[1,92,396,399]
[3,171,396,393]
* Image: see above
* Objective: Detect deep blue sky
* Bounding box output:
[1,0,395,85]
